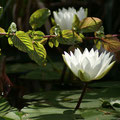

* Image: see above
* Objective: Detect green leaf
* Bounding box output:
[72,14,80,31]
[29,8,51,30]
[10,31,47,65]
[94,40,102,50]
[8,22,17,33]
[0,27,6,38]
[102,34,120,52]
[51,17,56,26]
[8,37,13,46]
[48,41,54,48]
[32,31,48,45]
[0,97,11,116]
[26,30,33,36]
[50,25,61,35]
[57,30,82,45]
[0,6,3,17]
[79,17,102,33]
[28,42,46,65]
[54,38,59,47]
[33,31,45,41]
[0,27,6,33]
[5,112,21,120]
[95,26,105,38]
[10,31,34,53]
[50,26,56,35]
[27,30,48,44]
[48,37,59,48]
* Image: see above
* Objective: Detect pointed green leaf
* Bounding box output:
[10,31,34,53]
[29,8,51,30]
[57,30,82,45]
[72,14,80,31]
[51,17,56,26]
[80,17,102,33]
[28,42,46,65]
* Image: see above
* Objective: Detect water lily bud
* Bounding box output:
[53,7,87,30]
[62,48,115,82]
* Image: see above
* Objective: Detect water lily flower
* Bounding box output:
[53,7,87,30]
[62,48,115,82]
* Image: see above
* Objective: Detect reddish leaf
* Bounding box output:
[102,34,120,52]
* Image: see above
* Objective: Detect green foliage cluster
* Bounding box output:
[0,8,112,65]
[0,8,119,65]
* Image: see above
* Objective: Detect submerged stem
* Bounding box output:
[74,82,88,112]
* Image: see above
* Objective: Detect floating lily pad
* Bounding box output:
[21,82,120,120]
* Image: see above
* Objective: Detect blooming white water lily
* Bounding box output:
[53,7,87,30]
[62,48,115,82]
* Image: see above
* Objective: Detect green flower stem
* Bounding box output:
[74,82,88,112]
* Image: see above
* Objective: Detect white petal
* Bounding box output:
[95,54,113,78]
[95,61,115,80]
[70,62,78,77]
[83,48,89,57]
[81,57,90,71]
[74,48,82,60]
[63,52,71,68]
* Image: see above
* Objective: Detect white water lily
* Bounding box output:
[62,48,115,82]
[53,7,87,30]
